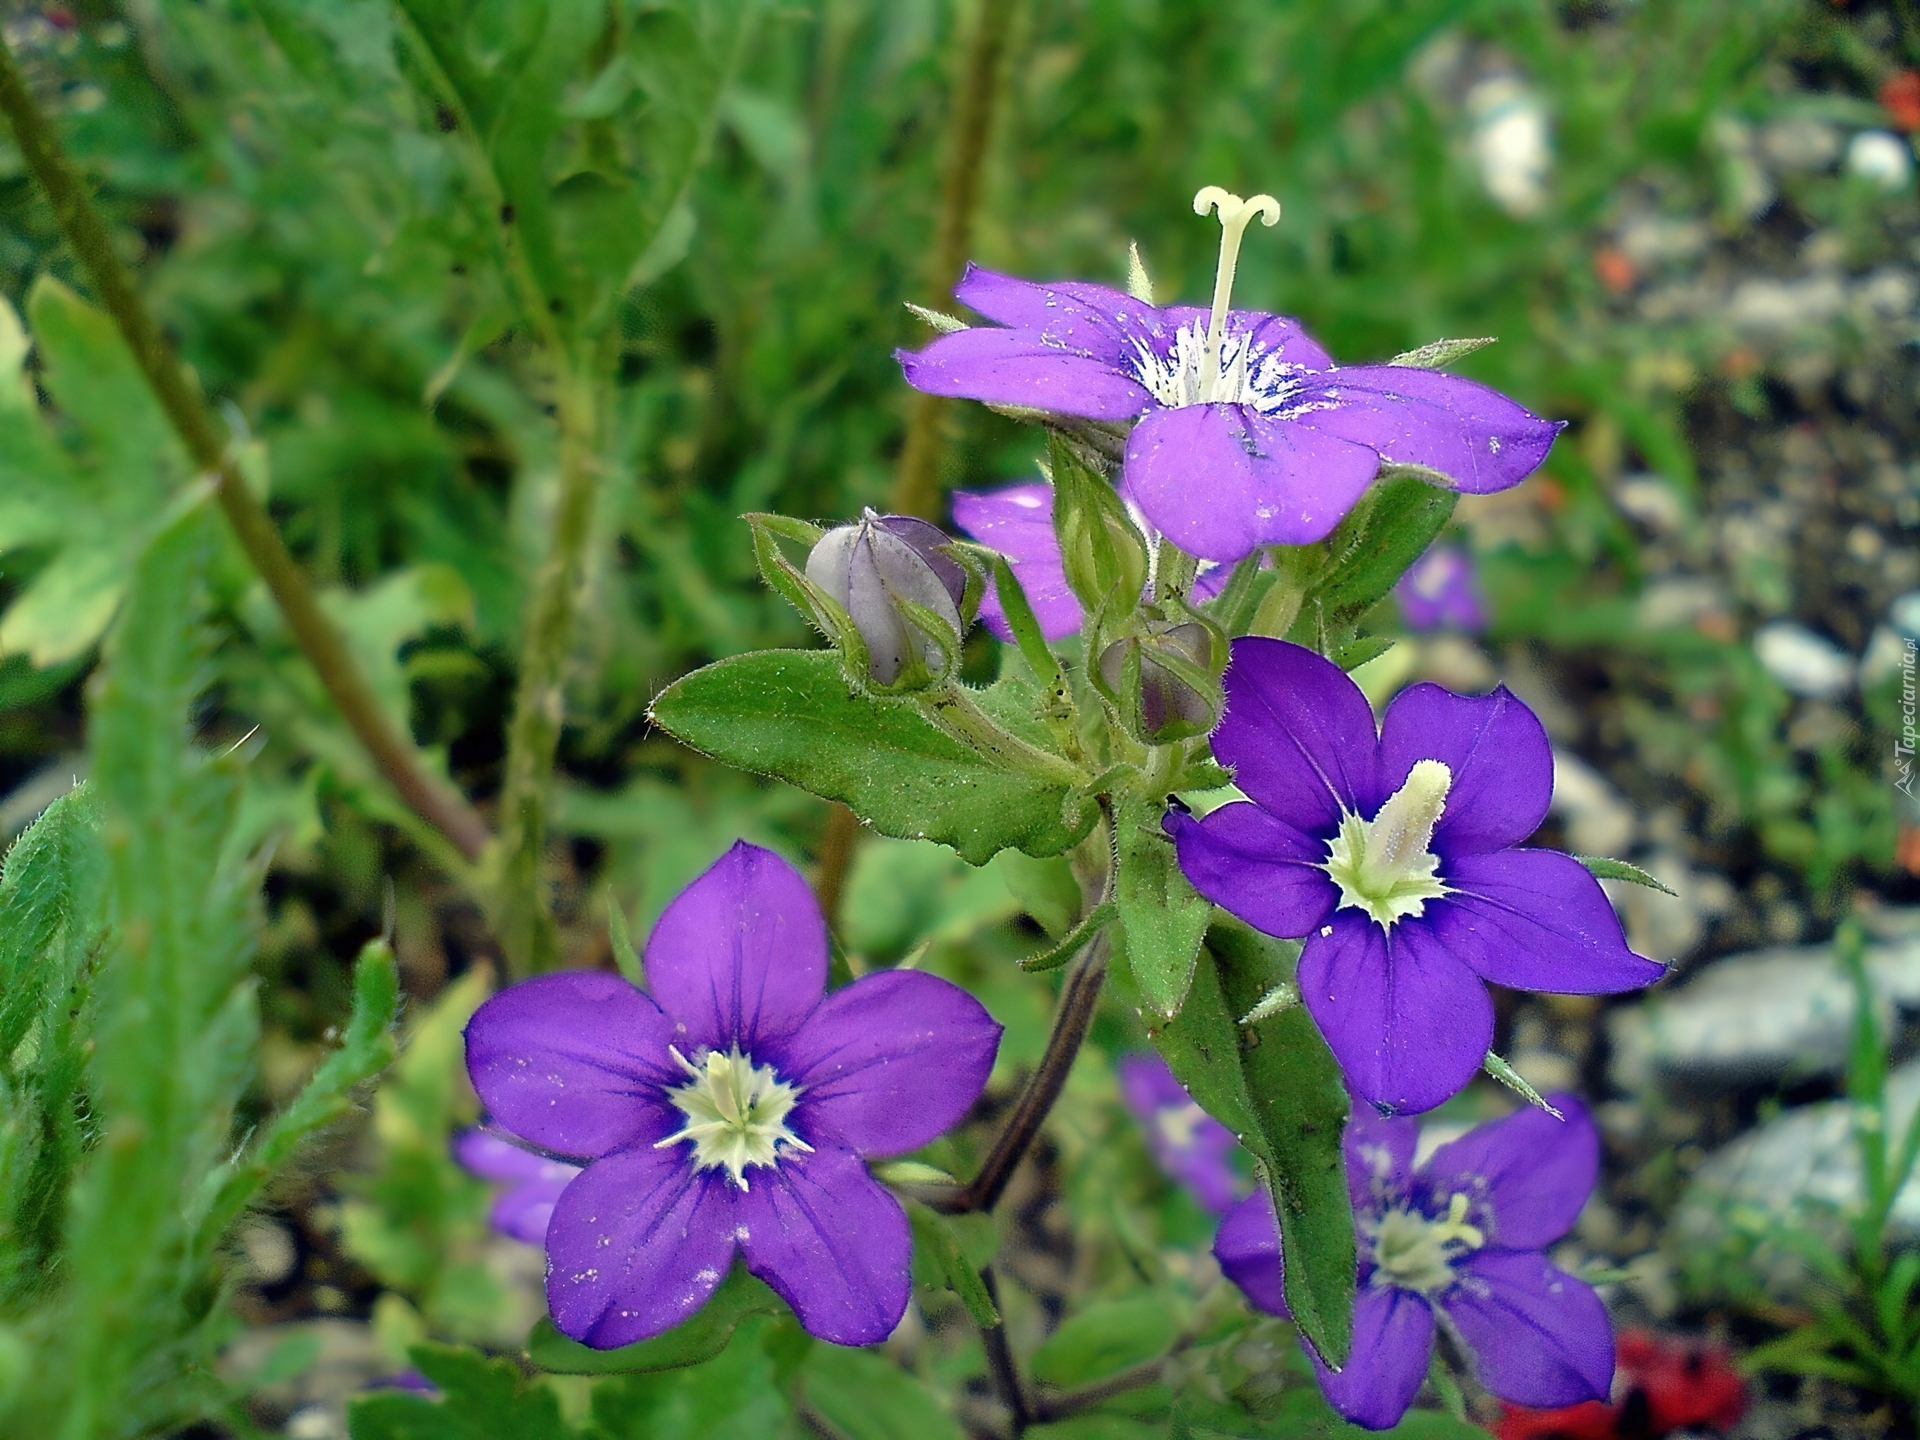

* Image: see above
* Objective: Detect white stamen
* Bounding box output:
[1367,1192,1486,1295]
[1193,186,1281,399]
[654,1045,812,1191]
[1323,760,1453,928]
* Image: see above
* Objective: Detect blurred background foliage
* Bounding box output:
[0,0,1916,1434]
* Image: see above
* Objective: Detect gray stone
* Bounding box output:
[1602,848,1733,964]
[1753,621,1855,698]
[1549,750,1636,857]
[1758,115,1843,171]
[1609,934,1920,1092]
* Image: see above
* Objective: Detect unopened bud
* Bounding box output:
[1098,621,1223,743]
[806,510,967,687]
[1050,435,1148,619]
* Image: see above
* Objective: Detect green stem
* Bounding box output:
[0,40,491,863]
[890,0,1017,520]
[493,372,601,976]
[917,685,1088,790]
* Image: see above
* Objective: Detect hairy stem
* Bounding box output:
[493,371,601,976]
[935,927,1111,1216]
[892,0,1016,520]
[813,803,861,927]
[0,40,491,862]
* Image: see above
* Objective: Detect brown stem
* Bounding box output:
[931,927,1110,1216]
[977,1268,1032,1435]
[0,39,491,862]
[891,0,1016,520]
[813,803,861,927]
[1029,1351,1174,1424]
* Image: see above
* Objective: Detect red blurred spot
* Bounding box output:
[1721,347,1759,380]
[1533,475,1567,512]
[40,6,75,27]
[1492,1329,1746,1440]
[1882,71,1920,133]
[1593,248,1635,295]
[1896,824,1920,877]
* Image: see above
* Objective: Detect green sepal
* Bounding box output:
[906,1201,1000,1328]
[1050,432,1148,619]
[1388,337,1497,369]
[1114,793,1212,1017]
[1017,900,1116,974]
[607,902,643,987]
[966,543,1066,694]
[886,589,964,692]
[743,512,870,684]
[1576,855,1678,896]
[1427,1349,1470,1422]
[1203,549,1273,636]
[1331,635,1395,672]
[525,1264,782,1375]
[648,650,1096,864]
[1148,919,1353,1365]
[1285,476,1457,653]
[1481,1050,1564,1118]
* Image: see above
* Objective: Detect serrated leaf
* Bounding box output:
[1577,855,1678,896]
[1114,794,1211,1017]
[527,1264,782,1375]
[349,1342,573,1440]
[648,649,1096,864]
[1149,920,1352,1365]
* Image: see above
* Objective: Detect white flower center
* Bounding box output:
[1368,1192,1486,1294]
[1323,759,1453,927]
[1155,1100,1212,1149]
[655,1045,811,1192]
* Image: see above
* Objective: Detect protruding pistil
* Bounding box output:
[1192,186,1282,400]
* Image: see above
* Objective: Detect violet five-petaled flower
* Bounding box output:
[452,1129,582,1245]
[1169,639,1663,1114]
[1116,1052,1240,1214]
[1395,544,1486,634]
[900,187,1562,563]
[1215,1097,1614,1430]
[950,481,1230,642]
[463,841,1002,1348]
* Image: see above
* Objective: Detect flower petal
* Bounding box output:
[544,1146,737,1349]
[464,972,680,1159]
[1444,1251,1615,1409]
[644,841,829,1053]
[1343,1108,1420,1213]
[737,1143,911,1346]
[951,484,1083,641]
[453,1128,559,1182]
[897,328,1151,422]
[1293,365,1562,494]
[1123,405,1381,560]
[1297,912,1492,1115]
[1211,639,1380,835]
[951,266,1155,359]
[776,970,1000,1158]
[1119,1053,1240,1214]
[1378,684,1552,858]
[1167,801,1338,939]
[1432,851,1665,995]
[1308,1285,1435,1431]
[1419,1095,1597,1251]
[1213,1189,1288,1318]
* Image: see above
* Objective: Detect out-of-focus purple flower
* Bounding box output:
[367,1370,440,1397]
[1117,1053,1239,1213]
[453,1129,582,1245]
[1396,545,1486,633]
[951,482,1232,641]
[1216,1097,1613,1430]
[1169,640,1661,1114]
[901,189,1561,563]
[464,842,1001,1350]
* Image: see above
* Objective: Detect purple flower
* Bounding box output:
[1216,1098,1615,1431]
[1396,545,1486,633]
[1117,1052,1240,1213]
[901,189,1561,563]
[950,481,1232,642]
[463,841,1002,1348]
[452,1129,582,1245]
[1169,640,1661,1114]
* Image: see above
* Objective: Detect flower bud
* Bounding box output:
[806,511,967,687]
[1049,435,1148,620]
[1098,620,1224,743]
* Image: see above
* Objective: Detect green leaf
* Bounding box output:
[796,1345,965,1440]
[907,1201,1000,1327]
[648,649,1096,864]
[527,1264,782,1374]
[1576,855,1678,896]
[1149,920,1352,1365]
[1113,793,1211,1018]
[1286,477,1456,652]
[349,1342,573,1440]
[1029,1295,1178,1387]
